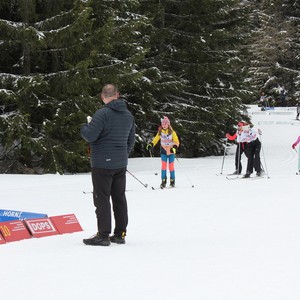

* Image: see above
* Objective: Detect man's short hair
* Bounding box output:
[101,84,119,98]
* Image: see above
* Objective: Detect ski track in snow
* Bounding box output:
[253,112,299,174]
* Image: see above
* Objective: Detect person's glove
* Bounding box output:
[171,145,177,154]
[146,143,153,150]
[87,116,92,123]
[292,143,297,149]
[225,133,237,141]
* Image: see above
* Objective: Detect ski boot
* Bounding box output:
[256,170,264,177]
[160,178,167,189]
[243,173,250,178]
[232,170,241,175]
[170,178,175,187]
[110,232,126,244]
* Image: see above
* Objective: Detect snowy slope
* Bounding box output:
[1,105,300,300]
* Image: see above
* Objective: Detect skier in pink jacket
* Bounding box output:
[292,136,300,149]
[292,135,300,172]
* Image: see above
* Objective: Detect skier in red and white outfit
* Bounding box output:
[226,121,248,175]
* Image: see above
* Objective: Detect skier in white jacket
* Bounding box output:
[240,124,263,178]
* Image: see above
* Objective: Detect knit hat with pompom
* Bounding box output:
[161,116,170,126]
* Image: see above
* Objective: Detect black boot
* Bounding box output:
[83,233,110,246]
[232,170,241,175]
[160,178,167,189]
[170,178,175,187]
[110,232,126,244]
[243,173,250,178]
[256,170,264,177]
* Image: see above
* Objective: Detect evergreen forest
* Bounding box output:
[0,0,299,174]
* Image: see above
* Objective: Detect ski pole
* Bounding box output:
[126,170,148,188]
[298,144,300,174]
[220,138,228,174]
[259,134,270,178]
[175,155,194,188]
[294,146,300,174]
[146,145,156,174]
[148,148,153,158]
[236,141,241,175]
[149,150,159,175]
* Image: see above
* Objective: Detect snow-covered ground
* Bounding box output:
[1,105,300,300]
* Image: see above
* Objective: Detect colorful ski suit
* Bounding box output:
[151,127,180,180]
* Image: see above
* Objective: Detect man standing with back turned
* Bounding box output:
[80,84,135,246]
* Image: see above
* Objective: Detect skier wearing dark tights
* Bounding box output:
[240,124,264,178]
[226,121,248,175]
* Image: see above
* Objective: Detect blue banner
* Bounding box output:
[0,209,48,222]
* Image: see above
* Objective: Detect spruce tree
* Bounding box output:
[81,0,151,157]
[138,0,250,157]
[0,0,268,172]
[279,0,300,102]
[247,0,300,104]
[0,0,152,172]
[0,0,94,173]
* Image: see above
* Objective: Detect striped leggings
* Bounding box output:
[161,153,175,180]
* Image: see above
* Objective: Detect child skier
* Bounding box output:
[292,135,300,173]
[239,123,264,178]
[147,116,180,188]
[226,121,248,174]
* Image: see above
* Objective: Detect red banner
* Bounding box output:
[0,232,6,244]
[0,220,31,242]
[24,218,59,238]
[50,214,83,234]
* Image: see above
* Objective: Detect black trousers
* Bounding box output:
[91,167,128,237]
[235,142,248,173]
[246,139,262,174]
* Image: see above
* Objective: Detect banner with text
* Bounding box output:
[51,214,83,234]
[0,212,83,244]
[0,209,47,222]
[24,218,59,238]
[0,232,6,244]
[0,220,32,242]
